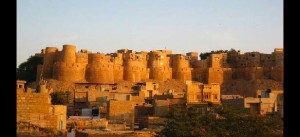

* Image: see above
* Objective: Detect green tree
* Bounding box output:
[17,56,43,82]
[50,91,68,105]
[227,48,239,67]
[199,50,228,60]
[161,105,283,137]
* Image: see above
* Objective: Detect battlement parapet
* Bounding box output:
[45,47,58,53]
[36,45,283,83]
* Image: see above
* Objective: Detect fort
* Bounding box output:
[36,45,283,84]
[18,45,283,136]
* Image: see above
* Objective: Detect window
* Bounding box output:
[126,95,130,101]
[214,94,218,100]
[92,108,99,116]
[204,93,209,99]
[19,85,22,88]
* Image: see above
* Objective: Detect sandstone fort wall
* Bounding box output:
[17,91,67,131]
[36,45,283,84]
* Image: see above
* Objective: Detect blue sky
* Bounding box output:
[17,0,283,66]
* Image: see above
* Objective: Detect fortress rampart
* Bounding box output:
[170,54,192,82]
[148,50,172,81]
[124,52,149,82]
[42,47,59,79]
[51,45,87,82]
[36,45,283,84]
[53,62,86,82]
[86,53,115,83]
[60,45,76,63]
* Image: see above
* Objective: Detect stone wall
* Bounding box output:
[17,91,67,132]
[76,130,153,137]
[17,121,67,137]
[192,68,208,83]
[232,67,263,80]
[186,52,198,63]
[53,62,87,82]
[114,65,124,82]
[186,82,202,103]
[50,45,87,82]
[150,67,172,81]
[271,64,283,81]
[42,47,59,79]
[153,100,169,117]
[123,52,149,82]
[36,45,283,84]
[148,50,172,81]
[68,118,108,129]
[208,67,232,84]
[221,98,246,111]
[107,100,135,124]
[86,53,115,84]
[170,54,192,82]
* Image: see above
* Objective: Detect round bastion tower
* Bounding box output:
[170,54,192,82]
[52,45,86,82]
[86,53,114,84]
[148,50,172,81]
[42,47,58,79]
[111,53,124,82]
[61,44,76,63]
[123,52,149,82]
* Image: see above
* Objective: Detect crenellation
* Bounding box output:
[35,45,283,84]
